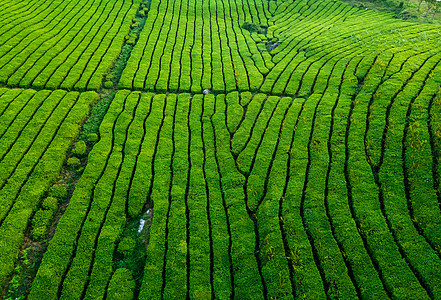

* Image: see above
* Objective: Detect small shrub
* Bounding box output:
[104,80,114,89]
[48,184,68,200]
[87,133,99,143]
[31,226,47,240]
[42,197,58,211]
[31,210,53,240]
[126,36,137,46]
[67,157,81,168]
[32,210,52,227]
[72,141,87,156]
[118,237,136,257]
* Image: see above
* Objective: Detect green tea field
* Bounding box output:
[1,0,441,299]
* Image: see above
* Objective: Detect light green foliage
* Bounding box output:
[31,210,53,240]
[48,185,68,200]
[42,197,58,211]
[72,141,87,157]
[3,0,441,297]
[31,196,59,240]
[104,81,114,89]
[120,0,266,92]
[0,89,97,289]
[30,86,441,299]
[0,0,140,90]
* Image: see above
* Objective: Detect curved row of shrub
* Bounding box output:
[30,86,441,299]
[119,0,268,93]
[0,0,140,91]
[260,0,441,96]
[2,0,441,298]
[0,88,98,290]
[117,0,441,98]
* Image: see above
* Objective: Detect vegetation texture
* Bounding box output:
[0,0,440,298]
[0,89,98,289]
[0,0,139,91]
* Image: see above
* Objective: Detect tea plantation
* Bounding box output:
[0,0,441,298]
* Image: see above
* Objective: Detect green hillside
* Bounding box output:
[0,0,441,298]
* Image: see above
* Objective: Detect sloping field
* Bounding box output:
[0,0,441,298]
[0,0,139,90]
[119,0,269,92]
[119,0,441,96]
[31,86,441,298]
[260,6,441,96]
[0,89,98,289]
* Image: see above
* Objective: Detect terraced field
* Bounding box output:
[0,0,139,90]
[0,89,98,289]
[1,0,441,299]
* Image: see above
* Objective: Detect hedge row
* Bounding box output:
[29,90,130,299]
[28,76,441,299]
[256,96,302,300]
[345,50,439,299]
[327,57,389,298]
[119,0,266,93]
[202,94,233,299]
[138,93,176,298]
[0,89,98,290]
[377,52,441,296]
[0,0,140,91]
[211,94,265,298]
[260,0,441,96]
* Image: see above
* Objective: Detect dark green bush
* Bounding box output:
[243,21,266,34]
[118,237,136,257]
